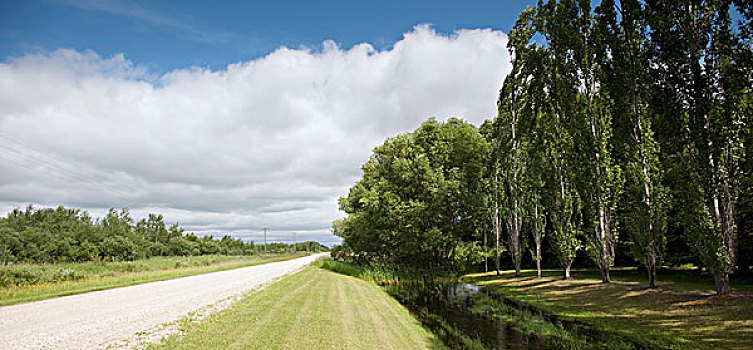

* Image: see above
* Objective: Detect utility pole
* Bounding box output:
[293,231,297,252]
[263,228,268,254]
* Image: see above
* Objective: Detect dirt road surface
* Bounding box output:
[0,253,327,349]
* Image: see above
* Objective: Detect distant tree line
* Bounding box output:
[0,205,327,264]
[335,0,752,295]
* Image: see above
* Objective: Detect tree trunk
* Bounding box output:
[495,210,501,276]
[706,138,736,296]
[564,261,572,279]
[714,272,732,295]
[483,229,489,273]
[510,230,522,277]
[647,263,658,289]
[506,195,523,278]
[495,173,501,276]
[507,103,523,279]
[707,192,736,295]
[600,264,611,283]
[496,252,501,276]
[533,203,543,278]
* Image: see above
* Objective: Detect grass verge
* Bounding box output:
[463,268,753,349]
[318,259,570,348]
[153,266,445,350]
[0,253,309,306]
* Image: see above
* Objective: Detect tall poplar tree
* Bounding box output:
[537,0,584,279]
[480,119,504,275]
[504,6,551,278]
[646,0,748,294]
[567,0,623,284]
[646,0,751,294]
[598,0,669,288]
[496,6,540,277]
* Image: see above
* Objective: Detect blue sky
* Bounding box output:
[1,0,537,72]
[0,1,528,245]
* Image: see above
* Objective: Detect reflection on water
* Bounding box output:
[387,282,546,349]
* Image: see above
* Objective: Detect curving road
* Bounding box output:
[0,253,327,349]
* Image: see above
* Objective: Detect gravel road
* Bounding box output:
[0,253,327,349]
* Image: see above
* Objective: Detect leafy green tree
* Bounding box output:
[554,0,623,284]
[646,0,749,294]
[597,0,669,288]
[337,118,489,270]
[100,236,136,261]
[101,208,133,237]
[72,240,99,262]
[480,119,505,275]
[535,0,585,279]
[525,133,548,278]
[0,205,263,263]
[198,235,221,255]
[495,6,537,277]
[136,213,168,245]
[167,223,185,242]
[0,227,21,264]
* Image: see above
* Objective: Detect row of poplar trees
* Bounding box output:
[336,0,751,296]
[492,0,751,295]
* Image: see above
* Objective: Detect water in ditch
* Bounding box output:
[386,282,546,349]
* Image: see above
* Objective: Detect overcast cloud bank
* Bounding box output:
[0,25,510,245]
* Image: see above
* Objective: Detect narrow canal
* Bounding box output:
[386,282,546,349]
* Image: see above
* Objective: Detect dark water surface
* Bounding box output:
[387,282,547,349]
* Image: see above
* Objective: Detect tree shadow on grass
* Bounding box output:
[466,268,753,349]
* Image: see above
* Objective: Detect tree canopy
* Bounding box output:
[335,0,751,295]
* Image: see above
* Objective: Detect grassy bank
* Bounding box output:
[0,253,309,306]
[155,266,444,349]
[317,259,570,348]
[464,268,753,349]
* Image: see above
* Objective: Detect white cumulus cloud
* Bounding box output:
[0,25,511,245]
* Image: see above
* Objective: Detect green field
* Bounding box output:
[0,253,308,306]
[155,266,444,350]
[464,268,753,349]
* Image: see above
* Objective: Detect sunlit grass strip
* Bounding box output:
[155,267,444,350]
[0,253,309,306]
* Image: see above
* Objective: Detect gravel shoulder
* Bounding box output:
[0,253,327,350]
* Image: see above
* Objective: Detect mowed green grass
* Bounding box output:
[464,268,753,349]
[0,253,308,306]
[155,267,445,350]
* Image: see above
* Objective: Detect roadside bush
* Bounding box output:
[100,236,137,261]
[168,239,200,256]
[71,241,99,262]
[198,239,220,255]
[148,242,168,257]
[0,227,21,264]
